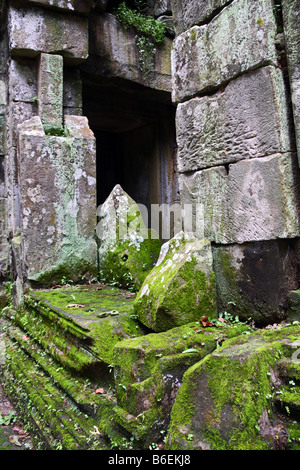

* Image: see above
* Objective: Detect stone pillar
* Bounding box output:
[37,53,63,135]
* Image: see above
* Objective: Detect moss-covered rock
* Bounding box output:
[133,232,217,332]
[97,185,161,291]
[166,324,300,450]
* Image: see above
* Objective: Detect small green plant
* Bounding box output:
[114,1,166,76]
[0,410,16,425]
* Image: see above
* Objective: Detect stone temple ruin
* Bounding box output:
[0,0,300,451]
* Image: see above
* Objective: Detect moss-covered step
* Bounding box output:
[2,336,109,450]
[166,324,300,451]
[113,320,251,446]
[23,284,147,368]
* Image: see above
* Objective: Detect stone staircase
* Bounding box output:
[0,284,148,450]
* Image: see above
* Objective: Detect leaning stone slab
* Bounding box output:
[171,0,277,102]
[179,153,300,244]
[282,0,300,165]
[8,5,88,64]
[97,184,161,292]
[18,115,97,285]
[171,0,230,35]
[176,66,292,172]
[133,232,217,332]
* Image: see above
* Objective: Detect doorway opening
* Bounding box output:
[82,77,178,236]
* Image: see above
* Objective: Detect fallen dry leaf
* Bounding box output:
[95,388,104,394]
[66,304,86,308]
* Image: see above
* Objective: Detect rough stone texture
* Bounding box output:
[63,68,82,116]
[212,240,298,324]
[171,0,277,103]
[154,0,172,17]
[24,0,94,14]
[38,53,63,134]
[97,184,161,291]
[134,232,217,332]
[87,13,172,92]
[18,115,97,285]
[282,0,300,165]
[179,153,300,244]
[0,197,7,271]
[171,0,231,34]
[8,5,88,64]
[167,326,300,450]
[176,66,292,172]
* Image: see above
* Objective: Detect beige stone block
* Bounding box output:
[179,153,300,244]
[171,0,277,102]
[8,5,88,64]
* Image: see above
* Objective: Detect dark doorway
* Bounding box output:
[82,77,178,221]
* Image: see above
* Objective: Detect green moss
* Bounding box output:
[99,233,161,292]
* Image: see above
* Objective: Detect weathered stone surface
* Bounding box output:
[87,13,172,92]
[24,0,94,14]
[133,232,217,332]
[18,115,97,285]
[97,184,161,291]
[113,321,247,444]
[8,5,88,64]
[171,0,277,102]
[171,0,230,34]
[0,197,8,275]
[0,155,5,198]
[282,0,300,165]
[167,326,300,450]
[8,59,37,103]
[179,153,300,244]
[154,0,172,17]
[63,68,82,115]
[38,53,63,134]
[176,66,292,172]
[212,241,297,324]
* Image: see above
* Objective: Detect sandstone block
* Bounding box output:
[8,59,37,103]
[176,67,292,172]
[8,5,88,64]
[179,153,300,244]
[87,13,172,92]
[0,197,8,274]
[24,0,93,14]
[282,0,300,164]
[171,0,277,102]
[212,241,297,324]
[18,116,97,285]
[97,184,161,291]
[133,232,217,332]
[38,53,63,134]
[171,0,229,34]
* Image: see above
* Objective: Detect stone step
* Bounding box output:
[277,358,300,383]
[5,321,116,417]
[273,385,300,417]
[3,336,108,449]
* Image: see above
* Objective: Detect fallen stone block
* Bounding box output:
[171,0,277,102]
[176,66,292,172]
[133,232,217,332]
[24,0,94,14]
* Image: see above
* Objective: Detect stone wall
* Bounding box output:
[171,0,300,322]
